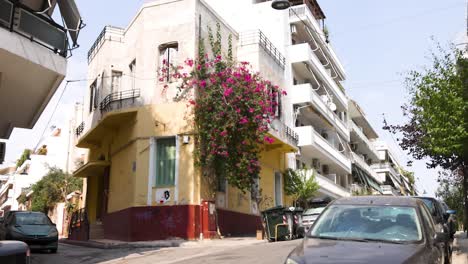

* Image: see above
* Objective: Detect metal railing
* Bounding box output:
[0,0,68,57]
[240,30,286,69]
[88,25,124,63]
[75,122,84,137]
[270,120,299,147]
[99,89,141,113]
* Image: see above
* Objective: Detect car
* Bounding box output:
[0,211,58,253]
[415,197,453,262]
[439,201,457,239]
[301,207,325,233]
[285,196,448,264]
[0,240,30,264]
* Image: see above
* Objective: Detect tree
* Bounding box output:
[283,168,319,208]
[384,44,468,234]
[31,167,82,213]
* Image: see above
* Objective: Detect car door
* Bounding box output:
[420,204,444,264]
[0,213,12,239]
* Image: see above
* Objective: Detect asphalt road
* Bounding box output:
[31,240,300,264]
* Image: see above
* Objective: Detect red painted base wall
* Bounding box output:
[103,205,201,241]
[217,209,262,237]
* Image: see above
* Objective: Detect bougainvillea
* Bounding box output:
[160,25,285,193]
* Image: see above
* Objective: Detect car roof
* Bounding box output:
[333,196,422,207]
[0,241,28,256]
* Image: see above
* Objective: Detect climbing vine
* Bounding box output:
[160,23,285,193]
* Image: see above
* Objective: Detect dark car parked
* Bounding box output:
[415,196,454,262]
[286,196,448,264]
[0,211,58,253]
[440,201,457,239]
[0,240,30,264]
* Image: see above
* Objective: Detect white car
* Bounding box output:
[302,207,325,233]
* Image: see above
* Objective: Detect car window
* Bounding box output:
[420,199,436,215]
[13,213,51,225]
[309,205,422,243]
[420,203,436,237]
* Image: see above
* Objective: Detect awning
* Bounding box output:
[73,161,110,178]
[352,165,382,194]
[57,0,82,46]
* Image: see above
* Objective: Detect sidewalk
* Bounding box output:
[60,237,266,250]
[453,231,468,264]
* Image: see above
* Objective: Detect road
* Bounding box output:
[31,240,300,264]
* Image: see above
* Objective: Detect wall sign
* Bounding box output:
[155,188,171,204]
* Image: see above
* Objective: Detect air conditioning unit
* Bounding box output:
[350,143,358,151]
[291,24,298,35]
[322,164,330,175]
[312,159,321,170]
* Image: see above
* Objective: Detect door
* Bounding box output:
[274,172,282,206]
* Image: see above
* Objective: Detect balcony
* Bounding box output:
[239,30,286,70]
[289,43,347,108]
[371,162,400,179]
[88,26,124,64]
[267,119,299,153]
[351,152,382,183]
[350,121,379,160]
[76,89,141,148]
[380,185,400,196]
[289,83,349,139]
[288,4,345,79]
[315,172,350,198]
[294,126,351,174]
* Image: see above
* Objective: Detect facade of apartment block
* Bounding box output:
[72,0,298,242]
[0,0,82,143]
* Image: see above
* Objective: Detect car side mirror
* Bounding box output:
[434,232,448,244]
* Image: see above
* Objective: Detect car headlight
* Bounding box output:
[48,228,58,237]
[285,258,301,264]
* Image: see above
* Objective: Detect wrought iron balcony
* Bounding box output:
[75,122,84,137]
[99,89,141,113]
[239,30,286,69]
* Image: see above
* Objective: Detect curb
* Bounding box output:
[60,239,183,249]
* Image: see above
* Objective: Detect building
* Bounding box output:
[71,0,297,242]
[0,0,82,155]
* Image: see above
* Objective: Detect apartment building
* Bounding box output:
[372,141,414,196]
[0,0,82,160]
[72,0,298,242]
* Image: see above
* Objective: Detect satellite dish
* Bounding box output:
[329,103,337,112]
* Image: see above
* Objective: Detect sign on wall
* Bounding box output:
[155,188,171,204]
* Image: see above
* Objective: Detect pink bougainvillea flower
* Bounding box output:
[239,117,248,125]
[223,88,233,97]
[281,90,287,96]
[248,108,254,113]
[188,100,196,105]
[264,136,274,144]
[185,59,194,67]
[200,80,207,88]
[220,131,228,137]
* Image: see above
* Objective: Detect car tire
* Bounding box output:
[50,248,58,254]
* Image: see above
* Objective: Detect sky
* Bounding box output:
[1,0,467,197]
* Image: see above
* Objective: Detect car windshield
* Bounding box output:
[304,207,325,215]
[14,213,51,225]
[309,205,422,243]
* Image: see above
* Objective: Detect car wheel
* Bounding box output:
[50,248,58,254]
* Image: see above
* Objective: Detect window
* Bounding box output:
[89,80,97,113]
[274,172,282,206]
[155,137,176,186]
[111,71,122,93]
[159,42,178,82]
[129,59,136,90]
[420,203,436,237]
[217,174,226,192]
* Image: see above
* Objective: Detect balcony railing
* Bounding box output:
[270,119,299,147]
[75,122,85,137]
[240,30,286,69]
[99,89,141,113]
[351,152,380,182]
[371,162,400,178]
[0,0,68,57]
[315,173,350,198]
[88,26,124,63]
[350,121,378,157]
[380,185,400,196]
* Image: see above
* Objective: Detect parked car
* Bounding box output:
[0,240,30,264]
[439,201,457,239]
[285,196,448,264]
[415,196,453,262]
[0,211,58,253]
[301,207,325,233]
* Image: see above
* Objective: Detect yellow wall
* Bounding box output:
[82,103,294,219]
